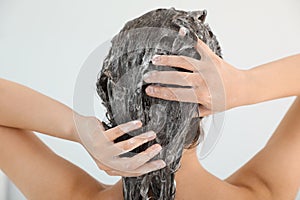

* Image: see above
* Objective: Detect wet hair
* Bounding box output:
[96,8,222,200]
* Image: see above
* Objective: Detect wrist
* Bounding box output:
[69,114,103,145]
[242,66,268,106]
[66,112,83,144]
[236,68,253,107]
[225,67,250,110]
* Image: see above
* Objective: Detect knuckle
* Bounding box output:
[139,152,151,162]
[118,124,132,134]
[187,74,198,84]
[123,139,135,151]
[145,152,154,160]
[163,88,174,98]
[162,90,171,99]
[135,136,149,144]
[152,86,160,95]
[178,55,189,64]
[115,127,124,135]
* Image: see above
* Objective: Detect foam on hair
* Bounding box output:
[96,8,222,200]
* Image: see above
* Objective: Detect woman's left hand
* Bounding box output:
[73,114,165,177]
[143,39,247,117]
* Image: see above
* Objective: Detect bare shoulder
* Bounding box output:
[93,180,124,200]
[174,148,256,200]
[226,97,300,200]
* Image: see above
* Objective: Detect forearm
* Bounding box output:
[0,126,107,199]
[242,54,300,105]
[0,78,79,142]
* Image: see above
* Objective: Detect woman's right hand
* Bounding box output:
[144,39,248,117]
[74,114,166,177]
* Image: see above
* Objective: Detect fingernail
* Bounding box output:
[149,145,162,157]
[143,71,156,82]
[129,138,136,144]
[145,131,156,138]
[152,55,161,64]
[155,161,166,168]
[143,72,151,82]
[132,120,142,126]
[154,145,162,151]
[121,120,142,132]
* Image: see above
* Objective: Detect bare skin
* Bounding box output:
[1,95,300,200]
[1,39,300,199]
[0,126,251,200]
[0,78,165,176]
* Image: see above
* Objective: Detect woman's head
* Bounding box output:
[96,8,222,200]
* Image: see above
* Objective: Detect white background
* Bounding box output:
[0,0,299,199]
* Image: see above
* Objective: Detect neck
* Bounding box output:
[174,147,208,199]
[176,147,204,178]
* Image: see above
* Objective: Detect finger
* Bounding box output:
[95,160,134,176]
[96,162,139,177]
[107,170,141,177]
[145,85,207,105]
[195,38,213,58]
[105,169,141,177]
[125,143,164,170]
[104,170,117,176]
[103,168,143,177]
[151,55,199,72]
[132,159,166,176]
[113,159,166,177]
[144,71,200,87]
[95,118,106,132]
[104,120,142,141]
[95,161,111,171]
[112,131,157,155]
[100,144,165,176]
[110,143,163,172]
[95,159,133,176]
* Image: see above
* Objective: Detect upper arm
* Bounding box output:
[0,126,107,199]
[226,97,300,200]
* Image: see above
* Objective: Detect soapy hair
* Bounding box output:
[96,8,222,200]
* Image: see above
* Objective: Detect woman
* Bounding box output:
[1,44,300,200]
[1,8,300,200]
[95,8,221,200]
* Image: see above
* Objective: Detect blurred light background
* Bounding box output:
[0,0,299,199]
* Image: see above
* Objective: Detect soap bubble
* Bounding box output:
[73,27,226,171]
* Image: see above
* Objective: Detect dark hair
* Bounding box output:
[96,8,222,200]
